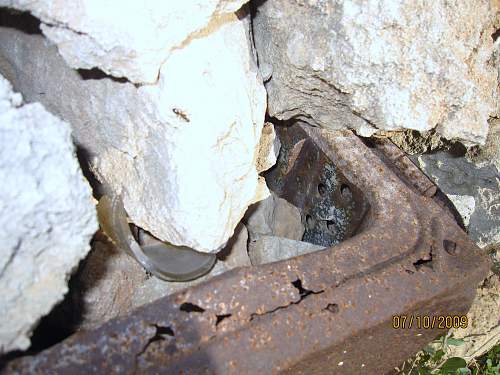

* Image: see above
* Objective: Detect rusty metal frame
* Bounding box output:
[3,125,489,374]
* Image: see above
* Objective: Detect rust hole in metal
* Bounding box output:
[179,302,205,313]
[137,324,175,358]
[413,250,434,271]
[443,240,457,255]
[249,278,324,321]
[215,314,232,326]
[325,303,339,314]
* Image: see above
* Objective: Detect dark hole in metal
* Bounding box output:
[154,325,175,337]
[413,251,433,271]
[179,302,205,313]
[443,240,457,255]
[215,314,232,326]
[325,303,339,314]
[291,278,314,298]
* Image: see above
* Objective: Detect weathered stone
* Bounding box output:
[252,0,498,144]
[74,225,250,330]
[447,272,500,361]
[418,152,499,248]
[244,192,304,241]
[0,0,251,84]
[0,9,267,253]
[216,223,251,269]
[248,235,324,265]
[0,74,97,353]
[447,194,475,228]
[256,122,281,173]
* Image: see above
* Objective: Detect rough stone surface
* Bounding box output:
[448,272,500,361]
[446,195,475,228]
[0,11,267,253]
[0,0,250,84]
[467,118,500,171]
[252,0,498,144]
[248,235,324,265]
[0,74,97,353]
[244,192,305,241]
[255,122,281,173]
[417,152,499,248]
[74,227,250,330]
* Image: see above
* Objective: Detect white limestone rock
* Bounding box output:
[0,9,267,253]
[0,0,250,84]
[252,0,498,144]
[0,75,97,353]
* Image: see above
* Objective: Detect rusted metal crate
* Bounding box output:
[2,124,489,375]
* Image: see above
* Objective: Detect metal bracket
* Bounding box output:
[4,124,489,375]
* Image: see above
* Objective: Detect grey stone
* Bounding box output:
[0,74,97,353]
[248,235,325,265]
[244,192,304,241]
[418,152,499,248]
[252,0,498,144]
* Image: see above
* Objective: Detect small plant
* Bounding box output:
[395,335,500,375]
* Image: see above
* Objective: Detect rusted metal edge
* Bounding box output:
[2,125,490,375]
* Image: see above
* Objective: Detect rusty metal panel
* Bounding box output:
[2,124,489,375]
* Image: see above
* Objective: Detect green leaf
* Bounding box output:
[440,357,467,374]
[433,349,446,362]
[455,368,470,375]
[417,367,432,375]
[447,338,465,347]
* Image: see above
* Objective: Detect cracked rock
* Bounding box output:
[0,0,251,84]
[0,8,268,253]
[252,0,498,144]
[0,74,97,353]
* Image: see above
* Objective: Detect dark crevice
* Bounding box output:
[249,278,324,321]
[492,28,500,42]
[0,8,42,34]
[77,68,129,83]
[215,314,232,326]
[179,302,205,313]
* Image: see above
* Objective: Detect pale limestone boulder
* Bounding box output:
[252,0,498,144]
[0,74,97,353]
[0,10,267,253]
[0,0,250,84]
